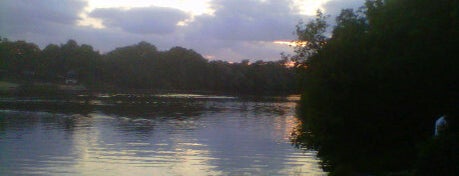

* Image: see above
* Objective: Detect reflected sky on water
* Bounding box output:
[0,94,325,175]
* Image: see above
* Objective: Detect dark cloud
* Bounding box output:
[174,0,308,61]
[0,0,86,35]
[90,7,189,34]
[188,0,303,42]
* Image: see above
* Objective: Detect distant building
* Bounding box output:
[64,70,78,85]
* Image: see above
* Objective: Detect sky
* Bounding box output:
[0,0,364,62]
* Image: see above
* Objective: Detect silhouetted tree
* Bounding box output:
[292,0,459,175]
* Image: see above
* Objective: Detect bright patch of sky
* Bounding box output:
[83,0,331,14]
[86,0,214,15]
[293,0,331,15]
[80,0,330,28]
[79,0,214,28]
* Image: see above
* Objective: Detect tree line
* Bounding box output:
[292,0,459,175]
[0,39,298,95]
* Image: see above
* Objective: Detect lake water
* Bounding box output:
[0,94,325,176]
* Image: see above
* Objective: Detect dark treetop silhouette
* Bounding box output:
[290,0,459,175]
[0,39,299,96]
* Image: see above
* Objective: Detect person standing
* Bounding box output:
[435,115,448,136]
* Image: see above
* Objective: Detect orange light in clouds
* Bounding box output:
[273,40,307,47]
[204,55,216,60]
[284,61,296,68]
[273,41,294,46]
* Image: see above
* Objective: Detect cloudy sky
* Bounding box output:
[0,0,364,62]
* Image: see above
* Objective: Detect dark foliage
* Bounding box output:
[291,0,459,175]
[0,38,298,95]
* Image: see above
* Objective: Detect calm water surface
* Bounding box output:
[0,94,325,175]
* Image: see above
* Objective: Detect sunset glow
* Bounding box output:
[273,40,307,47]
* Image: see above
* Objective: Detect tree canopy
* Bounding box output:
[0,39,298,95]
[292,0,459,175]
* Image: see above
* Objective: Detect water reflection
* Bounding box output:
[0,94,325,175]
